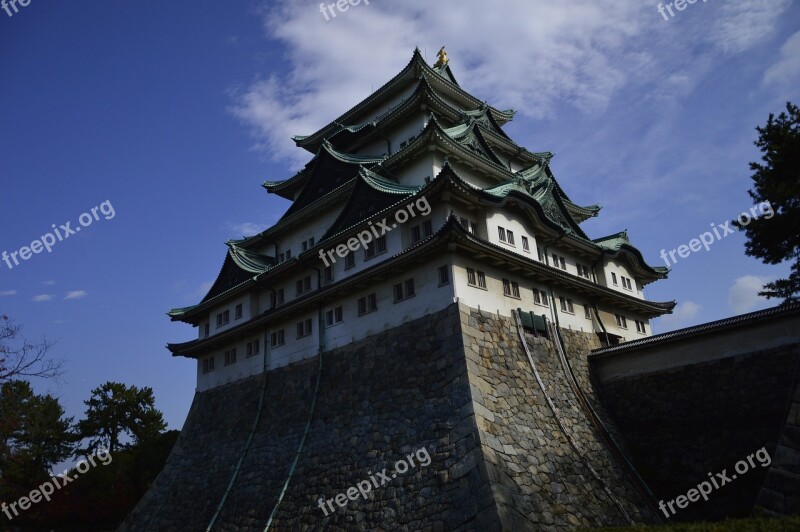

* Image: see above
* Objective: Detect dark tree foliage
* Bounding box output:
[76,381,167,455]
[736,102,800,303]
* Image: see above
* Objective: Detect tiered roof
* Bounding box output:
[169,49,673,328]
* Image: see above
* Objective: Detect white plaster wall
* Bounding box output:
[196,333,266,392]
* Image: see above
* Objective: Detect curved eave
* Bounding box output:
[294,49,515,152]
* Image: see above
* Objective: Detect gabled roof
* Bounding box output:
[263,141,384,201]
[292,49,515,153]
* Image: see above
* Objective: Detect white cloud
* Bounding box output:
[660,300,702,328]
[224,222,270,237]
[728,275,772,313]
[230,0,791,168]
[0,290,16,296]
[65,290,88,300]
[31,294,54,302]
[763,30,800,88]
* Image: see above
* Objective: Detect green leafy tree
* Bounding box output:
[76,382,167,454]
[736,102,800,302]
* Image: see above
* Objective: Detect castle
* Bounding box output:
[166,48,674,393]
[121,49,800,531]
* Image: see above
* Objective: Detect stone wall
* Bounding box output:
[596,344,800,521]
[121,303,656,531]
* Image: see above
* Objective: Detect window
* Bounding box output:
[584,304,592,320]
[296,318,313,339]
[270,330,285,347]
[216,310,230,328]
[422,220,432,238]
[502,279,520,298]
[467,268,487,289]
[324,266,333,284]
[506,230,515,246]
[552,254,567,270]
[358,293,378,316]
[202,356,215,373]
[301,237,315,252]
[224,348,237,366]
[635,320,647,334]
[278,252,285,263]
[365,236,387,259]
[611,272,618,285]
[522,236,530,252]
[326,306,343,326]
[302,240,307,252]
[470,221,477,235]
[286,249,292,260]
[246,339,260,357]
[203,323,210,338]
[533,288,548,306]
[437,265,450,285]
[537,247,544,262]
[559,297,574,314]
[412,225,421,242]
[235,304,243,320]
[410,220,433,242]
[498,227,507,242]
[577,264,591,279]
[296,276,312,296]
[272,288,285,307]
[345,252,355,270]
[615,314,628,329]
[393,279,416,302]
[622,277,633,290]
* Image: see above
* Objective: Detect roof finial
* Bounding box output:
[433,46,449,69]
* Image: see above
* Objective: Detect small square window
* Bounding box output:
[522,236,530,252]
[467,268,477,286]
[507,230,515,246]
[412,225,421,242]
[345,253,355,270]
[477,271,486,289]
[611,272,618,285]
[498,227,507,242]
[324,266,333,284]
[235,304,243,320]
[584,304,592,320]
[422,220,433,238]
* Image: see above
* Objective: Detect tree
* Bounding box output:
[76,382,167,455]
[0,314,63,382]
[0,381,74,501]
[736,102,800,302]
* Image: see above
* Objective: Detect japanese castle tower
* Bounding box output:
[167,48,674,393]
[124,49,685,530]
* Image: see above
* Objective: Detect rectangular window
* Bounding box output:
[202,356,215,373]
[224,348,237,366]
[502,279,520,298]
[204,323,210,338]
[235,304,243,320]
[584,304,592,320]
[477,271,486,289]
[286,249,292,260]
[437,265,450,285]
[276,289,284,306]
[498,227,507,242]
[611,272,618,285]
[560,297,574,314]
[467,267,477,286]
[278,252,285,263]
[615,314,628,329]
[470,221,478,235]
[551,254,567,270]
[507,230,515,246]
[393,283,403,302]
[422,220,433,238]
[302,241,308,252]
[296,276,312,296]
[635,320,647,334]
[522,236,530,252]
[358,293,378,316]
[270,330,285,347]
[577,264,591,279]
[326,306,343,326]
[365,236,387,259]
[391,279,417,302]
[296,319,312,339]
[622,277,633,290]
[412,225,421,243]
[246,340,259,357]
[324,266,333,284]
[345,252,355,270]
[533,288,548,306]
[296,280,303,296]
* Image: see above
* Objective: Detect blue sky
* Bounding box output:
[1,0,798,434]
